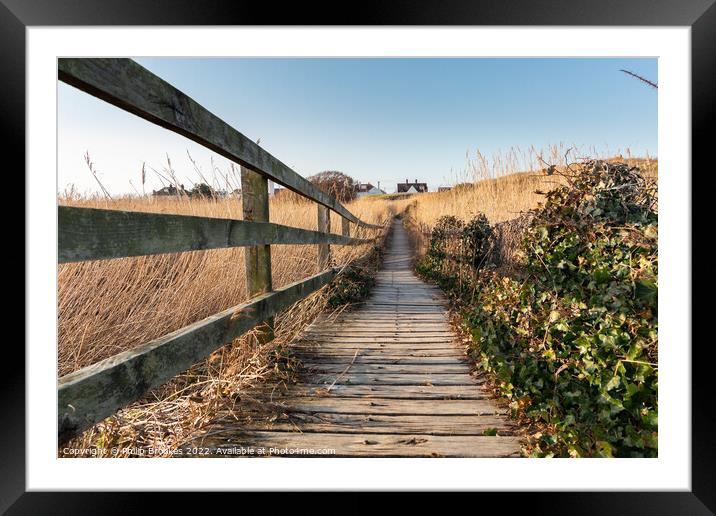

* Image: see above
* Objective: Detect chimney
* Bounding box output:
[414,179,417,184]
[405,178,408,184]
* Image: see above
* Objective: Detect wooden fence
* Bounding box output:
[57,58,383,444]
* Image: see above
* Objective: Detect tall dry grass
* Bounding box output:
[58,194,395,375]
[406,145,658,231]
[58,190,402,455]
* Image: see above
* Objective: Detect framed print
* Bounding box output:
[7,0,713,510]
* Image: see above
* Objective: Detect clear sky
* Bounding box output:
[58,58,657,195]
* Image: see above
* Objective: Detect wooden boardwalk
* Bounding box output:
[185,221,521,457]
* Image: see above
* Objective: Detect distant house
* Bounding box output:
[438,186,453,192]
[152,184,188,197]
[397,179,428,194]
[355,182,386,198]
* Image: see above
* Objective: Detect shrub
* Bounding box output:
[418,160,658,457]
[327,265,376,307]
[462,213,493,267]
[190,182,219,199]
[428,215,463,259]
[308,170,357,203]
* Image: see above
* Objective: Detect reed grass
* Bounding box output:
[58,190,402,455]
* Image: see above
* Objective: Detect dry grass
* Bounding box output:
[403,146,658,256]
[58,192,401,456]
[58,194,394,375]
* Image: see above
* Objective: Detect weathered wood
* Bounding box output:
[57,268,337,444]
[57,58,381,229]
[177,221,520,458]
[341,217,350,239]
[301,373,483,386]
[241,397,503,415]
[307,327,454,333]
[314,314,446,320]
[293,342,460,350]
[290,356,468,366]
[231,413,512,436]
[300,362,471,375]
[287,348,464,358]
[242,166,274,341]
[318,314,448,320]
[300,337,456,343]
[248,384,484,399]
[58,206,370,263]
[303,331,454,337]
[361,302,445,307]
[317,205,331,270]
[184,432,521,458]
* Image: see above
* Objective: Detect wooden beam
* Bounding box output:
[342,217,350,239]
[57,268,337,444]
[241,166,273,341]
[57,58,381,229]
[317,205,331,270]
[58,206,370,263]
[183,432,521,458]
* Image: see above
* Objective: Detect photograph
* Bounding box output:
[9,5,709,506]
[56,56,658,459]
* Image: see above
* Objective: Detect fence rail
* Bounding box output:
[59,206,372,263]
[57,58,384,444]
[58,269,338,443]
[58,58,381,229]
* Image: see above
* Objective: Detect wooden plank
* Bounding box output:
[290,356,468,366]
[246,383,484,399]
[296,336,456,343]
[58,206,370,263]
[350,307,445,311]
[317,204,331,269]
[318,314,448,320]
[57,58,381,229]
[292,343,461,351]
[184,432,521,457]
[231,413,514,436]
[309,320,451,325]
[293,348,463,355]
[242,166,274,342]
[305,330,454,335]
[304,331,454,337]
[287,348,463,358]
[57,268,337,444]
[306,326,454,332]
[315,320,448,326]
[299,362,472,375]
[299,373,482,386]
[241,397,503,416]
[366,302,444,307]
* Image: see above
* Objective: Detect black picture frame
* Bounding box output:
[6,0,712,511]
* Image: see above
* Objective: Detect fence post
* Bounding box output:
[317,205,331,270]
[241,165,274,341]
[341,217,350,239]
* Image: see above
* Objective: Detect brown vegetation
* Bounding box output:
[58,192,404,455]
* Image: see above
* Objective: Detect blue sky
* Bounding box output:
[58,58,657,195]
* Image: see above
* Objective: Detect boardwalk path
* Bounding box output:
[187,221,521,457]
